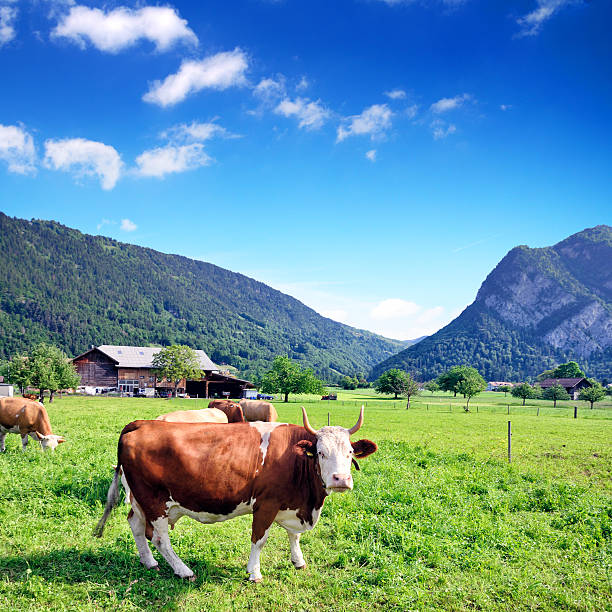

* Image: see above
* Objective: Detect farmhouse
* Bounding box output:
[72,345,254,398]
[537,377,592,400]
[487,381,515,391]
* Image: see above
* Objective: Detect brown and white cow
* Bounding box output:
[207,399,245,423]
[0,397,66,451]
[94,406,377,582]
[239,399,278,422]
[155,408,228,424]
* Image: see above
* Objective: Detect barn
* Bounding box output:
[537,377,592,400]
[72,345,254,398]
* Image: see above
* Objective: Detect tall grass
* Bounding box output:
[0,395,610,610]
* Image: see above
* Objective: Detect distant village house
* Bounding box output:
[487,381,515,391]
[72,345,254,398]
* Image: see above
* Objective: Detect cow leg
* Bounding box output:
[287,532,306,569]
[127,507,158,570]
[28,431,41,449]
[0,432,6,452]
[151,517,194,580]
[247,510,275,582]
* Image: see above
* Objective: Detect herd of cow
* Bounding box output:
[0,395,377,583]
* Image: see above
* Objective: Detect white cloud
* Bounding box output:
[43,137,122,189]
[337,104,393,142]
[143,49,248,107]
[135,143,212,178]
[431,119,456,139]
[274,97,330,130]
[516,1,571,37]
[371,298,421,320]
[0,5,17,46]
[52,5,197,53]
[320,308,348,323]
[253,76,286,102]
[161,121,233,143]
[430,93,472,113]
[0,124,36,174]
[96,218,114,230]
[405,104,419,119]
[500,104,512,111]
[384,89,406,100]
[365,149,377,162]
[120,218,137,232]
[296,76,309,91]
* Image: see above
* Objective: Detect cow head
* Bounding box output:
[35,432,66,451]
[298,406,377,493]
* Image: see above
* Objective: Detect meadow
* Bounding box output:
[0,391,610,611]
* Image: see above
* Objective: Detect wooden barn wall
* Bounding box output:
[74,351,117,387]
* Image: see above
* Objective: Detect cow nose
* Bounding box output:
[331,473,353,489]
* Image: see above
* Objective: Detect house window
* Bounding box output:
[149,376,155,382]
[140,376,144,379]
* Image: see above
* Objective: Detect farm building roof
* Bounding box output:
[95,345,218,371]
[537,378,590,389]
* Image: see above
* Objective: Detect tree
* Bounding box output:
[511,382,540,406]
[541,384,570,408]
[498,385,512,397]
[578,383,606,409]
[28,343,80,402]
[400,374,421,409]
[260,355,324,402]
[424,380,439,395]
[456,370,486,409]
[7,353,31,395]
[437,366,483,397]
[341,376,358,390]
[152,345,202,398]
[552,361,585,379]
[374,369,410,399]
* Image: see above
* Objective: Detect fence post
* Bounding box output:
[449,404,452,413]
[507,405,510,415]
[328,412,330,426]
[508,421,512,463]
[426,404,429,411]
[537,406,540,417]
[574,406,577,419]
[476,404,478,413]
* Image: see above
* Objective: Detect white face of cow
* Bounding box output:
[315,427,355,493]
[301,406,377,494]
[38,433,66,451]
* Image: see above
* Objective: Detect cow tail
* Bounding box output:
[93,466,121,538]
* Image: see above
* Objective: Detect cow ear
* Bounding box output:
[57,437,66,444]
[294,440,315,458]
[352,439,378,459]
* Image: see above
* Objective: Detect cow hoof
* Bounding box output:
[295,563,306,570]
[249,577,262,584]
[186,575,196,583]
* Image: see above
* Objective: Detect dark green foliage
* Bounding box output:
[551,361,585,378]
[151,345,202,397]
[541,384,570,407]
[578,383,606,409]
[260,355,325,402]
[374,369,413,400]
[0,213,404,380]
[371,226,612,381]
[511,383,541,406]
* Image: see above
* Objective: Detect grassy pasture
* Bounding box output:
[0,394,610,610]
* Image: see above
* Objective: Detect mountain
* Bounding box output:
[371,226,612,381]
[0,213,405,380]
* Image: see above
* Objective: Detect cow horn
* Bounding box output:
[348,406,364,435]
[301,406,318,435]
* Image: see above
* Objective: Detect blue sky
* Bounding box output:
[1,0,610,340]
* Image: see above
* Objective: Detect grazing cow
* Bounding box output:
[0,397,66,451]
[207,399,245,423]
[94,406,377,582]
[155,408,228,424]
[239,399,278,422]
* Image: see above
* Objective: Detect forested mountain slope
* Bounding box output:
[0,213,405,380]
[371,226,612,381]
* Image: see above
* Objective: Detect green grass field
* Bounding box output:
[1,392,610,610]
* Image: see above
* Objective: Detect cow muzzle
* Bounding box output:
[328,473,353,492]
